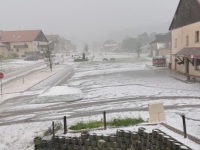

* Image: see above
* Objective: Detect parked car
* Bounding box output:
[37,55,44,59]
[103,58,115,61]
[24,56,38,61]
[110,58,115,61]
[103,58,108,61]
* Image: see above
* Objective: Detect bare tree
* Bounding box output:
[44,45,55,72]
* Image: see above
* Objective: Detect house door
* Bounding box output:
[185,58,189,74]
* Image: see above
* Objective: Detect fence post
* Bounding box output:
[103,111,107,130]
[52,121,55,149]
[64,116,67,134]
[181,114,187,138]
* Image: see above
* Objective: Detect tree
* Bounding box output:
[121,32,157,52]
[84,44,88,52]
[44,46,55,72]
[136,42,141,58]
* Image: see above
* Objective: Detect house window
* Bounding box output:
[186,36,189,46]
[16,49,19,52]
[195,31,199,42]
[175,38,177,48]
[195,59,200,70]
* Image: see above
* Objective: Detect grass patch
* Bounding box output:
[70,121,103,130]
[69,117,144,130]
[107,118,143,127]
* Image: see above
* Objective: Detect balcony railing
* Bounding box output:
[14,45,28,49]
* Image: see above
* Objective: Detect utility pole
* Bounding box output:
[0,55,2,71]
[93,41,94,57]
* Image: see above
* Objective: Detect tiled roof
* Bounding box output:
[45,35,60,43]
[0,30,41,42]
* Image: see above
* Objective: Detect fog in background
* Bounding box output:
[0,0,179,47]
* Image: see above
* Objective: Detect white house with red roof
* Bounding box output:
[0,30,48,58]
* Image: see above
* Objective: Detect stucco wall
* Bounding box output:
[0,46,8,57]
[10,41,47,58]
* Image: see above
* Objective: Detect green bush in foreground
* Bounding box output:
[69,118,144,130]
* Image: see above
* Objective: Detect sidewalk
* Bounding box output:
[145,63,200,83]
[1,65,66,94]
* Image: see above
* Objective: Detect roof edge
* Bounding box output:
[169,0,182,30]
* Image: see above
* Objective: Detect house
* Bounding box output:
[149,32,171,57]
[46,35,65,53]
[46,35,60,53]
[169,0,200,76]
[62,38,76,52]
[103,40,119,52]
[0,42,9,58]
[0,30,48,58]
[46,35,76,53]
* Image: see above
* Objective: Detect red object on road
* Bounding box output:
[0,72,4,79]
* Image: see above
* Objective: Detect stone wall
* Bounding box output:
[38,127,192,150]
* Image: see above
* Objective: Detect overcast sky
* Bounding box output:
[0,0,179,46]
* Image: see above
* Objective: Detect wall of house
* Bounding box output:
[150,43,157,57]
[0,46,8,58]
[172,21,200,76]
[10,42,32,57]
[10,41,48,58]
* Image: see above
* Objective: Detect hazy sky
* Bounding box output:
[0,0,179,45]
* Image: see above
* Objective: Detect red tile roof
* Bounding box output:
[0,30,41,42]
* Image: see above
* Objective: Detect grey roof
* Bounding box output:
[149,32,171,44]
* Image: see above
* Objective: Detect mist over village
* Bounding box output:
[1,0,200,150]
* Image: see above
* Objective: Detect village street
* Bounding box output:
[0,54,200,149]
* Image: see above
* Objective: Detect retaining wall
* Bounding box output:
[38,127,192,150]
